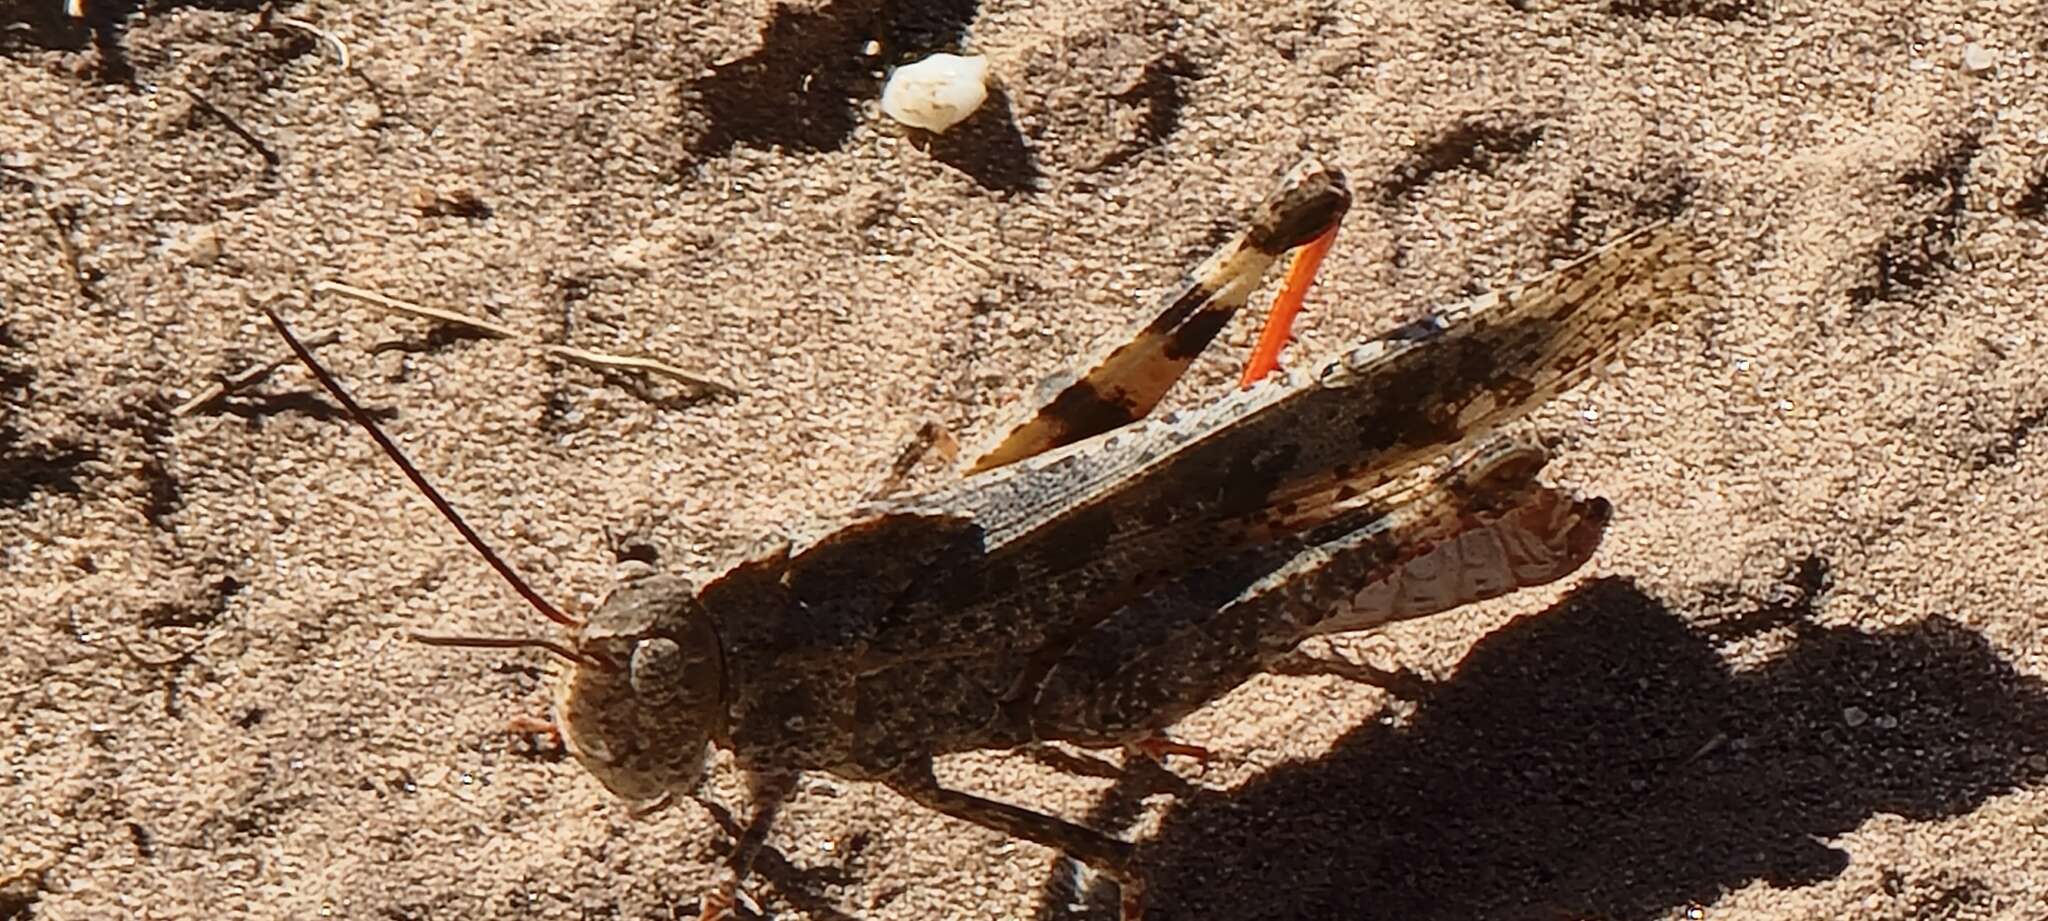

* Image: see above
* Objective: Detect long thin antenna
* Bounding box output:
[261,306,581,629]
[410,633,592,667]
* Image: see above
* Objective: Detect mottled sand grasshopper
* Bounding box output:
[264,157,1721,918]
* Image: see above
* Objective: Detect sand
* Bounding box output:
[4,1,2046,919]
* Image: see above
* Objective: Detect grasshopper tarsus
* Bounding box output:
[1128,734,1214,764]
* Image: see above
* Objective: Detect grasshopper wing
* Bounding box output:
[878,220,1720,661]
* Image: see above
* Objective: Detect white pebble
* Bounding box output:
[880,53,990,133]
[1961,43,1995,74]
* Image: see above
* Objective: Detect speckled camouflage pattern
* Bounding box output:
[279,159,1724,919]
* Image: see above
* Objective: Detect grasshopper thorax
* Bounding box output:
[556,572,726,803]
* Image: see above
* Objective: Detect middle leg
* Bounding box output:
[885,758,1145,919]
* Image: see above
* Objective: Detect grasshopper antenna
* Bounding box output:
[261,306,584,631]
[409,633,594,667]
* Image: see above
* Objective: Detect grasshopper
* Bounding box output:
[262,157,1721,918]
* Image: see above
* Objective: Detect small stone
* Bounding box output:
[1843,705,1869,727]
[880,53,990,133]
[169,225,224,267]
[1961,43,1995,74]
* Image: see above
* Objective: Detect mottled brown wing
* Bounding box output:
[1017,439,1610,746]
[963,159,1351,474]
[1277,447,1612,638]
[871,219,1720,662]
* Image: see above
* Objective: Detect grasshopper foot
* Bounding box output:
[1120,874,1147,921]
[693,882,762,921]
[1128,734,1211,764]
[695,886,734,921]
[505,714,566,758]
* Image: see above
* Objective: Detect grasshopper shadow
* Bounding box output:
[1042,570,2048,920]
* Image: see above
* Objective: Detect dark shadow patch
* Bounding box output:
[582,366,732,414]
[878,0,981,54]
[0,0,90,54]
[1849,136,1978,306]
[536,276,587,434]
[688,0,980,157]
[1095,52,1195,172]
[412,187,493,220]
[2015,164,2048,220]
[195,785,312,847]
[0,437,96,508]
[1036,566,2048,919]
[0,0,128,81]
[1558,170,1700,245]
[102,395,179,528]
[610,534,662,567]
[1638,172,1699,219]
[137,455,181,527]
[0,0,285,83]
[0,323,97,508]
[217,390,399,426]
[1379,119,1545,205]
[920,86,1044,193]
[141,571,242,629]
[1607,0,1756,21]
[1971,401,2048,470]
[1540,170,1700,268]
[364,325,498,356]
[127,822,155,860]
[0,873,41,921]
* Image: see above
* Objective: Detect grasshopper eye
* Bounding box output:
[628,636,723,713]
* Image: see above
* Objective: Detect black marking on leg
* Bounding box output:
[1160,307,1234,361]
[1041,380,1142,445]
[1140,278,1231,342]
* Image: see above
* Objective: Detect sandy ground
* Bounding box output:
[4,1,2048,919]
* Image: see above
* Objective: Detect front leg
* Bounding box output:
[885,758,1145,919]
[697,771,795,920]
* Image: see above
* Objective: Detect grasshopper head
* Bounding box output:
[556,572,726,804]
[257,307,729,808]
